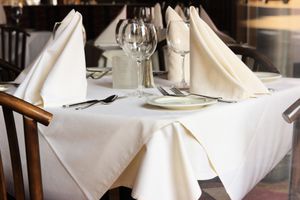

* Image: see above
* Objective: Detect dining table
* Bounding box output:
[0,74,300,200]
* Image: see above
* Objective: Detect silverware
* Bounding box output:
[62,95,117,108]
[75,95,118,110]
[170,87,237,103]
[86,70,109,79]
[157,86,173,96]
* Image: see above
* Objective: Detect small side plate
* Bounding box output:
[147,96,217,110]
[0,85,9,92]
[254,72,282,82]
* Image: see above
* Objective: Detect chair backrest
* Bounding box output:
[283,99,300,200]
[0,25,30,70]
[0,92,52,200]
[0,58,22,81]
[228,43,280,73]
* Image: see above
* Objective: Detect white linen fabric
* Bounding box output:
[14,10,87,107]
[1,77,299,200]
[189,7,269,100]
[174,5,186,21]
[94,5,127,48]
[151,3,163,29]
[165,6,190,83]
[0,5,6,25]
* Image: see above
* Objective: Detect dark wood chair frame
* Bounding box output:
[228,43,280,73]
[0,25,30,70]
[0,92,52,200]
[0,58,22,81]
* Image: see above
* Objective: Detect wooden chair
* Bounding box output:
[0,92,52,200]
[0,58,21,82]
[228,43,280,73]
[283,99,300,200]
[0,25,30,70]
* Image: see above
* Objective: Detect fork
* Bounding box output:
[157,86,174,96]
[170,87,237,103]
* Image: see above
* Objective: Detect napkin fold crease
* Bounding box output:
[189,7,269,100]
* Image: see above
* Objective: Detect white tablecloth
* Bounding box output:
[1,77,299,200]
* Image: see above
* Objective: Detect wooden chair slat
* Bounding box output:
[2,107,26,200]
[24,117,43,200]
[8,30,12,64]
[0,152,8,200]
[0,25,30,70]
[0,92,52,199]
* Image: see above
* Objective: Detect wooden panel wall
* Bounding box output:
[3,0,238,41]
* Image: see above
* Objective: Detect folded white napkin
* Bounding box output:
[165,6,190,83]
[14,10,87,107]
[174,5,186,21]
[94,5,127,47]
[189,7,269,100]
[151,3,163,29]
[0,5,7,25]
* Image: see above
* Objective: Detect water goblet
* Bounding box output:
[121,20,157,97]
[115,19,129,48]
[166,20,190,89]
[133,7,152,23]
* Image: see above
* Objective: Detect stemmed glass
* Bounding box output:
[133,7,152,23]
[121,20,157,97]
[115,19,129,48]
[166,20,190,89]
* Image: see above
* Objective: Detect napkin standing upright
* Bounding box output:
[0,5,7,25]
[165,6,190,83]
[15,10,87,107]
[94,5,127,47]
[189,7,268,100]
[151,3,163,30]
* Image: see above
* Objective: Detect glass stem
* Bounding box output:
[136,60,143,97]
[180,54,186,85]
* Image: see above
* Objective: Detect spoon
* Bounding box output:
[75,95,118,110]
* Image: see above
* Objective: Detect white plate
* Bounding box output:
[254,72,282,82]
[147,96,217,110]
[86,67,110,72]
[0,85,9,92]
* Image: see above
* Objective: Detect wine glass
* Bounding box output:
[166,20,190,89]
[115,19,129,48]
[133,7,152,23]
[122,20,157,97]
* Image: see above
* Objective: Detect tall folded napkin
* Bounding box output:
[165,6,190,83]
[0,5,6,25]
[174,5,186,21]
[94,5,127,47]
[189,7,269,100]
[14,10,87,107]
[151,3,163,29]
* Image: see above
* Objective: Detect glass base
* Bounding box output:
[126,89,154,98]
